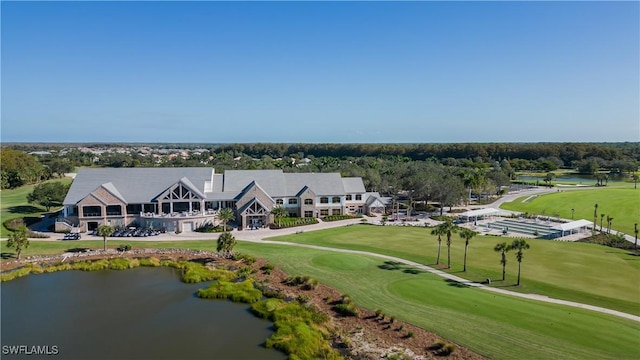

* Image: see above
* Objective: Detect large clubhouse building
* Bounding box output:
[59,168,386,233]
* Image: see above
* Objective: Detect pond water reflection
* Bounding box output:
[1,267,285,360]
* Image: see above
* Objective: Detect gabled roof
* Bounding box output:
[237,197,273,215]
[224,170,286,196]
[178,177,206,199]
[100,182,127,203]
[342,177,366,193]
[64,168,214,205]
[296,185,315,197]
[284,173,346,196]
[366,195,386,207]
[235,181,275,203]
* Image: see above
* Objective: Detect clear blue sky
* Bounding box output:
[1,1,638,143]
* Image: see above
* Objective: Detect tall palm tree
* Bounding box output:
[459,228,477,272]
[593,203,598,235]
[600,214,605,232]
[271,205,288,228]
[606,216,613,234]
[494,242,510,281]
[96,225,113,251]
[438,219,458,269]
[218,208,235,232]
[431,223,447,265]
[511,239,530,286]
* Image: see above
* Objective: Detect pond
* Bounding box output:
[1,267,286,360]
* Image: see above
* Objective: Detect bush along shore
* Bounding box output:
[0,249,483,360]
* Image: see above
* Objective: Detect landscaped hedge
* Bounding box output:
[2,217,49,238]
[194,221,225,233]
[322,215,361,222]
[270,217,318,229]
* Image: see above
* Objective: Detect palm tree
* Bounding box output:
[593,203,598,234]
[217,232,237,255]
[218,208,235,232]
[438,219,458,269]
[271,205,288,228]
[431,223,447,265]
[7,225,29,260]
[494,242,510,281]
[459,228,477,272]
[600,214,605,232]
[511,239,530,286]
[96,224,113,251]
[634,223,638,250]
[606,216,613,234]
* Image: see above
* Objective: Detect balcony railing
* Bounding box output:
[139,209,218,218]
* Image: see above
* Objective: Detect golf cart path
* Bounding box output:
[238,235,640,322]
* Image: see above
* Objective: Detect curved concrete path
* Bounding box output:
[242,238,640,322]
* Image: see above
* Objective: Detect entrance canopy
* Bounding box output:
[459,208,502,219]
[552,219,593,232]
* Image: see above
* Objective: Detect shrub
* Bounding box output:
[234,253,256,265]
[260,263,275,274]
[375,309,383,318]
[139,257,161,267]
[296,294,312,304]
[269,217,318,229]
[197,279,262,303]
[194,221,225,233]
[405,331,414,338]
[180,262,235,283]
[323,215,360,222]
[117,244,132,252]
[107,258,139,270]
[250,299,340,359]
[0,267,32,282]
[333,302,359,317]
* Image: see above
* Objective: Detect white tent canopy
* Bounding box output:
[552,219,593,232]
[459,208,503,219]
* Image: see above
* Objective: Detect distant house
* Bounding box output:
[59,168,384,233]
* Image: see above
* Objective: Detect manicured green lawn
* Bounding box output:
[500,187,639,236]
[266,225,640,316]
[0,178,72,237]
[235,243,640,360]
[2,239,638,359]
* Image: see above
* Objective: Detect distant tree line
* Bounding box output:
[2,143,638,195]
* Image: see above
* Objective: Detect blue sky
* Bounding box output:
[1,1,638,143]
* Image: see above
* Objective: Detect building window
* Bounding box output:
[276,199,284,205]
[320,209,329,216]
[332,209,341,215]
[304,199,313,205]
[288,212,297,218]
[332,196,340,203]
[346,195,352,201]
[106,205,122,216]
[320,197,329,204]
[304,210,313,218]
[289,198,298,205]
[355,194,362,201]
[82,206,102,217]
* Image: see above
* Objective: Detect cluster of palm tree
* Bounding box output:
[493,239,530,286]
[430,219,477,272]
[594,203,616,235]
